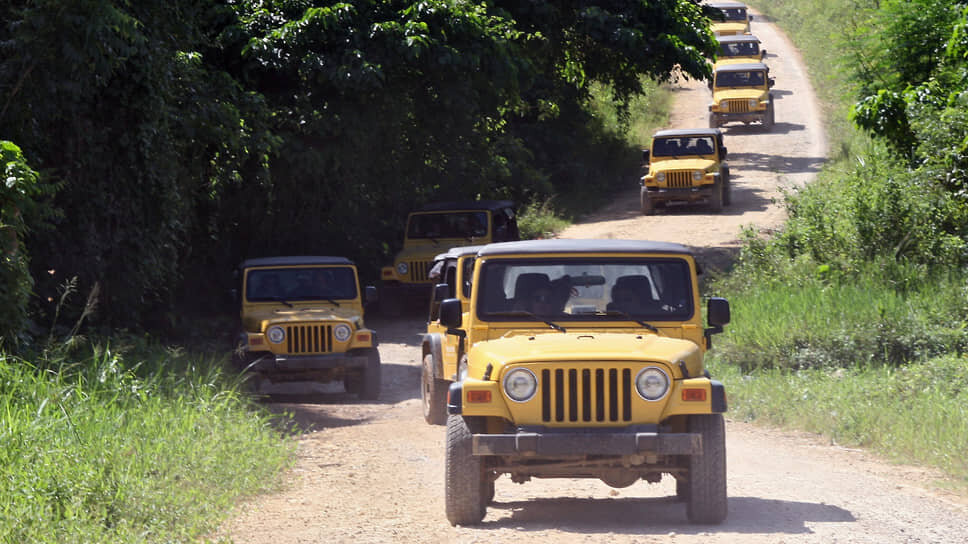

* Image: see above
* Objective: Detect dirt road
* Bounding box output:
[216,11,968,544]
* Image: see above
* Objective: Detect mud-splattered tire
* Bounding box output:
[640,187,655,215]
[422,353,448,425]
[687,414,727,524]
[358,348,381,400]
[445,414,487,526]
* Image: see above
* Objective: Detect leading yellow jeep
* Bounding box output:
[380,200,518,316]
[709,62,775,130]
[641,128,731,214]
[438,239,731,525]
[233,256,381,399]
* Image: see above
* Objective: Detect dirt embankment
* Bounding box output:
[215,11,968,544]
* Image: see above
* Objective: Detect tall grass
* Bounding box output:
[0,345,292,543]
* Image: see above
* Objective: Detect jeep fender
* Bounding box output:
[422,333,444,379]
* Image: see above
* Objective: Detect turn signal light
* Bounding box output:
[682,388,707,402]
[355,333,370,342]
[250,338,263,345]
[467,390,492,403]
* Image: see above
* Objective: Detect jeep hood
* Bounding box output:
[469,332,701,374]
[651,158,717,172]
[243,305,361,332]
[712,22,747,34]
[714,88,768,101]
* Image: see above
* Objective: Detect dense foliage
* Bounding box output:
[0,0,718,341]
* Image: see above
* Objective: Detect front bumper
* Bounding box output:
[473,431,701,456]
[247,351,369,372]
[644,185,715,202]
[710,111,766,124]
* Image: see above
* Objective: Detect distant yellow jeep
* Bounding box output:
[709,1,752,36]
[714,34,765,68]
[233,256,381,399]
[421,244,483,425]
[380,200,518,316]
[438,239,731,526]
[641,128,731,214]
[709,62,775,130]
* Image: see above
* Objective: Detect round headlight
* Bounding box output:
[692,170,703,181]
[635,367,670,401]
[503,368,537,403]
[748,98,758,109]
[266,326,286,344]
[396,262,408,275]
[656,172,666,182]
[333,324,352,342]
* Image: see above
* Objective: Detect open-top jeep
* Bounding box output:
[438,239,730,525]
[421,244,484,425]
[709,62,775,130]
[708,1,752,36]
[234,256,381,399]
[380,200,518,316]
[641,128,731,214]
[714,34,765,67]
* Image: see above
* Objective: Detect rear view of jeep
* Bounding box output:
[233,256,381,399]
[437,239,731,525]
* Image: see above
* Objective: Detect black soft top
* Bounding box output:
[708,1,747,8]
[714,61,769,72]
[653,128,723,139]
[240,256,354,269]
[717,34,761,44]
[478,239,693,257]
[415,200,515,213]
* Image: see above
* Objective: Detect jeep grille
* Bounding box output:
[408,260,432,282]
[724,99,751,113]
[285,324,334,354]
[540,367,633,423]
[663,171,695,189]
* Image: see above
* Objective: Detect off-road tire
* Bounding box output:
[687,414,727,524]
[640,187,655,215]
[675,477,690,502]
[763,102,775,130]
[708,113,719,129]
[708,179,724,212]
[445,414,487,526]
[484,479,496,504]
[422,353,448,425]
[358,348,381,400]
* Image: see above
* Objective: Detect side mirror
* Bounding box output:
[641,149,650,163]
[720,146,727,158]
[439,298,462,329]
[761,49,767,58]
[707,297,730,327]
[433,283,450,301]
[230,288,239,304]
[364,285,378,304]
[749,15,754,21]
[768,77,775,88]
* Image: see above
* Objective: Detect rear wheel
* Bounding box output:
[640,187,655,215]
[445,414,487,526]
[687,414,727,524]
[422,353,448,425]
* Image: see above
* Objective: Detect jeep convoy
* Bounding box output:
[640,128,731,214]
[435,239,730,525]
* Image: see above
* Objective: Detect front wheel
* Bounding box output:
[640,187,655,215]
[422,353,448,425]
[708,180,724,212]
[763,102,775,130]
[358,348,381,400]
[687,414,727,524]
[445,414,488,525]
[708,113,719,129]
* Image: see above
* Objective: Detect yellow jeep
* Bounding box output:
[421,244,484,425]
[641,128,731,214]
[709,62,775,130]
[233,256,381,399]
[708,1,752,36]
[714,34,765,68]
[438,239,731,525]
[380,200,518,316]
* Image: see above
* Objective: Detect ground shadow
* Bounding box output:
[479,495,855,536]
[721,121,805,136]
[727,151,825,177]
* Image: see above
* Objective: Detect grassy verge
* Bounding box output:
[0,343,292,543]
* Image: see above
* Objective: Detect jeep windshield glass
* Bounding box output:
[652,136,716,157]
[720,42,759,57]
[715,70,766,87]
[246,266,358,302]
[476,258,693,323]
[407,211,489,240]
[713,7,747,21]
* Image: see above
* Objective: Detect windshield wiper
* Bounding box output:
[270,297,294,308]
[487,310,567,333]
[602,310,658,333]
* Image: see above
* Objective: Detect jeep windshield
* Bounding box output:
[652,136,716,157]
[715,70,766,87]
[713,7,747,21]
[407,211,488,240]
[475,257,694,322]
[719,41,759,57]
[246,267,358,302]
